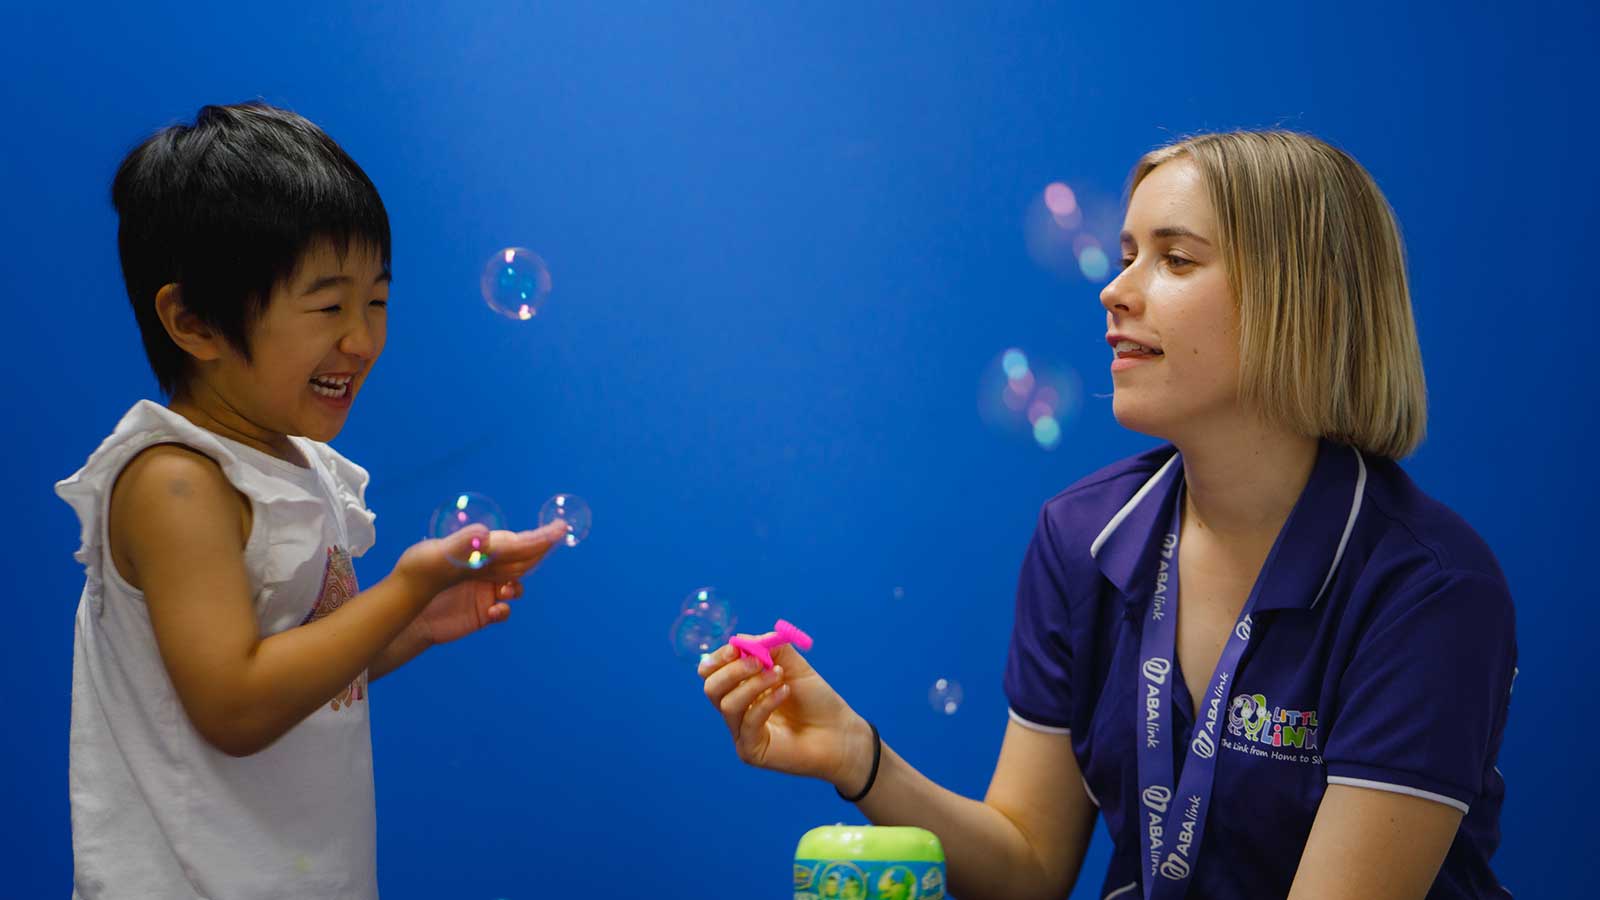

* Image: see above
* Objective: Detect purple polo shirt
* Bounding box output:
[1004,439,1516,899]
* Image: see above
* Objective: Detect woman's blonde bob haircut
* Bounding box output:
[1129,131,1427,459]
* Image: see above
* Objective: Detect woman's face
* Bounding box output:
[1100,158,1241,443]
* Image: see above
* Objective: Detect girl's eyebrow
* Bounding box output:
[1120,225,1213,247]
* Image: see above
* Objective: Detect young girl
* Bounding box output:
[701,131,1517,899]
[56,102,567,899]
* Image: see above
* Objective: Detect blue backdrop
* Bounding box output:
[6,2,1595,897]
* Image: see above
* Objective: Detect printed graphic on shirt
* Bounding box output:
[1222,692,1321,764]
[302,546,367,711]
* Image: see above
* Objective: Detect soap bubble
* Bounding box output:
[671,587,737,660]
[428,492,505,569]
[670,611,735,660]
[1074,234,1111,281]
[1043,181,1081,228]
[978,348,1082,450]
[1024,181,1118,283]
[481,247,552,320]
[539,493,592,546]
[929,677,964,715]
[680,586,734,623]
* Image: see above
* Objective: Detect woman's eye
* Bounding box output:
[1120,257,1136,270]
[317,305,342,314]
[370,299,388,308]
[1165,254,1193,269]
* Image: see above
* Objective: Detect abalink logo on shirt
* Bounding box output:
[1223,693,1322,764]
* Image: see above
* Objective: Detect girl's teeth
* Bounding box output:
[310,380,349,398]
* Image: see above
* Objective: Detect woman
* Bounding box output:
[699,130,1516,900]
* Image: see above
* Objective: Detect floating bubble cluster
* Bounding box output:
[670,587,737,660]
[929,678,964,715]
[978,348,1082,450]
[1025,181,1117,284]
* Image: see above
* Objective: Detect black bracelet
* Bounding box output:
[836,720,882,804]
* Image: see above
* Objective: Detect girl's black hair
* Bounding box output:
[111,101,391,395]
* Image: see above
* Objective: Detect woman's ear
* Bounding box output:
[154,283,225,363]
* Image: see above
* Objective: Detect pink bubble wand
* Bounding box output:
[727,619,813,670]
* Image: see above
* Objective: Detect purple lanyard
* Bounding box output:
[1136,486,1260,899]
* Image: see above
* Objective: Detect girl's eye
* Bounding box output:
[317,305,342,314]
[370,300,388,308]
[1120,257,1135,270]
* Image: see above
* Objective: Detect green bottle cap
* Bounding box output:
[794,825,945,863]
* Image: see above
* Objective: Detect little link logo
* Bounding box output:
[1226,692,1319,752]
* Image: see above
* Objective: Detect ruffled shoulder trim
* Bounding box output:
[297,440,377,557]
[55,401,334,611]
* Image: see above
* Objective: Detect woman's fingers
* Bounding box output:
[737,681,791,761]
[701,639,805,770]
[703,651,759,701]
[768,641,816,678]
[697,643,738,678]
[716,664,784,734]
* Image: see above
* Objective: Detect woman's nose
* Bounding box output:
[1100,267,1139,315]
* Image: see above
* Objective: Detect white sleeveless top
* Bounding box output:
[56,400,381,899]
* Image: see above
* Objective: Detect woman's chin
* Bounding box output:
[1110,399,1167,440]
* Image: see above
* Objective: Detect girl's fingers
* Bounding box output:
[481,525,564,566]
[520,522,570,558]
[477,556,540,581]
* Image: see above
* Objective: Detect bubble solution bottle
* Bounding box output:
[793,825,946,900]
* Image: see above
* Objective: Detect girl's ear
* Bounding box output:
[154,283,226,363]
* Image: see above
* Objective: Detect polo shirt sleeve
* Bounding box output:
[1003,506,1077,733]
[1322,568,1516,814]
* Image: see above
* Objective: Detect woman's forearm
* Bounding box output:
[836,717,1064,900]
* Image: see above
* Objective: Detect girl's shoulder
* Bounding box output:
[57,403,378,603]
[58,400,318,509]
